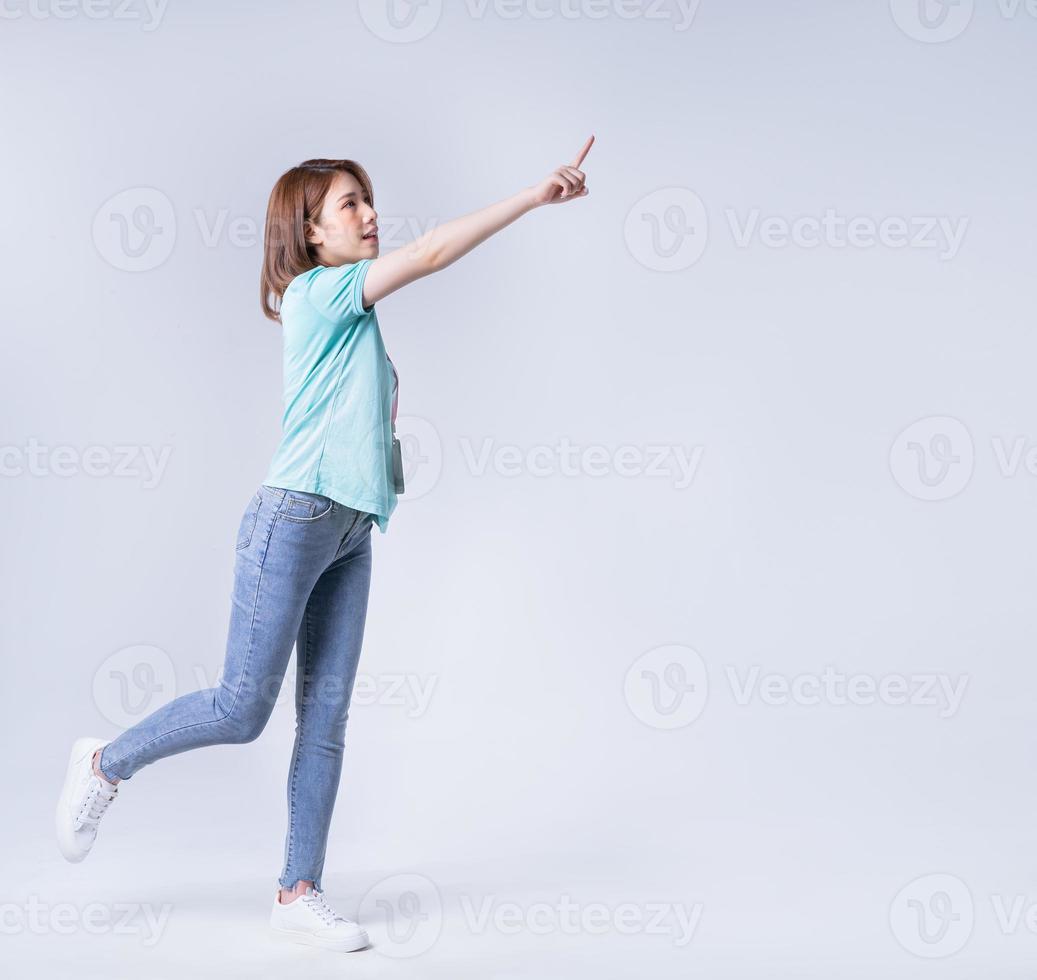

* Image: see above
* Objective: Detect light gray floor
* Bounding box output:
[8,778,1034,978]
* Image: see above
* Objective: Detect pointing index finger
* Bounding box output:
[570,134,595,169]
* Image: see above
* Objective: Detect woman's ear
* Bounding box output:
[304,219,323,246]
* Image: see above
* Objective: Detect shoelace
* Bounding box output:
[302,890,350,927]
[75,776,118,831]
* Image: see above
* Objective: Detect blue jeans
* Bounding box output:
[98,484,375,891]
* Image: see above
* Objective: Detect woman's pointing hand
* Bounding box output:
[529,134,594,208]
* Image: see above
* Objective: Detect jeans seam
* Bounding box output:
[337,509,362,552]
[236,493,262,551]
[332,521,372,570]
[103,498,279,776]
[282,602,311,886]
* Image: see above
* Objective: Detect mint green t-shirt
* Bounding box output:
[264,259,398,533]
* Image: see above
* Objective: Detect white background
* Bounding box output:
[2,0,1035,976]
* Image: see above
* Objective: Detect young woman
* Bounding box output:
[55,136,593,953]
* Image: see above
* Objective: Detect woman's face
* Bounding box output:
[306,170,379,266]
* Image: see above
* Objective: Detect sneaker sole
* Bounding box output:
[269,923,369,952]
[55,736,106,863]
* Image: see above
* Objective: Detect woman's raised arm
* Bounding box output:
[361,135,594,309]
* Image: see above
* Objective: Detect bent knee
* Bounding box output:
[218,703,272,744]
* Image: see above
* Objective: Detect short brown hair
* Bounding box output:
[259,159,374,322]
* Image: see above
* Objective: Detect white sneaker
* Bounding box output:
[269,885,369,952]
[55,736,120,863]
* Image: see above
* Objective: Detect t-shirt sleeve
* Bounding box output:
[303,259,374,322]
